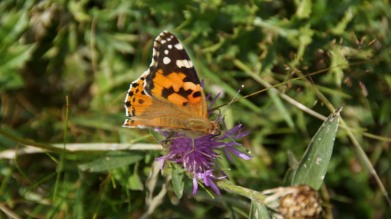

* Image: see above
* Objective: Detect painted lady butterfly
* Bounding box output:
[123,31,220,136]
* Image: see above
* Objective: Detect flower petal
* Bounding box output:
[192,176,198,195]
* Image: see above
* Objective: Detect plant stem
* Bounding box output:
[217,180,266,204]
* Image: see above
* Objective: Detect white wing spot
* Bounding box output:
[164,50,169,55]
[163,57,171,65]
[176,59,193,68]
[161,40,166,44]
[168,44,173,49]
[174,43,183,50]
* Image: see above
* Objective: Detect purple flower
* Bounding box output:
[157,124,251,195]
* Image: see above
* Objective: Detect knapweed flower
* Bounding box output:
[156,123,251,195]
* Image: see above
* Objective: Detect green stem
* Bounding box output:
[216,180,266,203]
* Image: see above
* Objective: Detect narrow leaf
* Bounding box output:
[249,200,270,219]
[129,172,144,191]
[171,164,184,199]
[291,107,342,189]
[78,151,143,172]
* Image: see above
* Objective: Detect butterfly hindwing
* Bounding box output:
[124,73,151,117]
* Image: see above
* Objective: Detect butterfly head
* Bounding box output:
[209,121,221,135]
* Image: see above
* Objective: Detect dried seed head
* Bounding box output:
[262,185,322,219]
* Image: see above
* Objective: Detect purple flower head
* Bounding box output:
[155,90,251,195]
[157,122,251,195]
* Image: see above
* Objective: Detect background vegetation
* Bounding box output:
[1,0,390,218]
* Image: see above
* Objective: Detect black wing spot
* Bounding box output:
[161,86,175,99]
[161,86,193,100]
[125,101,131,107]
[192,91,201,98]
[138,99,144,104]
[177,87,192,98]
[181,69,201,85]
[128,91,134,96]
[145,70,156,94]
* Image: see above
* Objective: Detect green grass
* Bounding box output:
[1,0,391,218]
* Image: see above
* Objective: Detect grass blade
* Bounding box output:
[78,151,143,172]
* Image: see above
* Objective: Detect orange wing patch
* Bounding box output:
[151,70,203,106]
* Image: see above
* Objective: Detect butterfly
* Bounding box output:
[123,31,220,136]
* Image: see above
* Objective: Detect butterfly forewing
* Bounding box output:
[123,31,219,135]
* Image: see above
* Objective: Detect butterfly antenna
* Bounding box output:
[216,84,244,123]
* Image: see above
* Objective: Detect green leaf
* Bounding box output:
[0,44,35,74]
[331,8,354,35]
[329,45,350,86]
[128,172,144,191]
[78,151,143,172]
[0,9,34,91]
[295,0,312,18]
[149,129,167,143]
[171,164,184,199]
[291,107,342,189]
[249,200,270,219]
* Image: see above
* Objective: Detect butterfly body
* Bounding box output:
[123,31,220,136]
